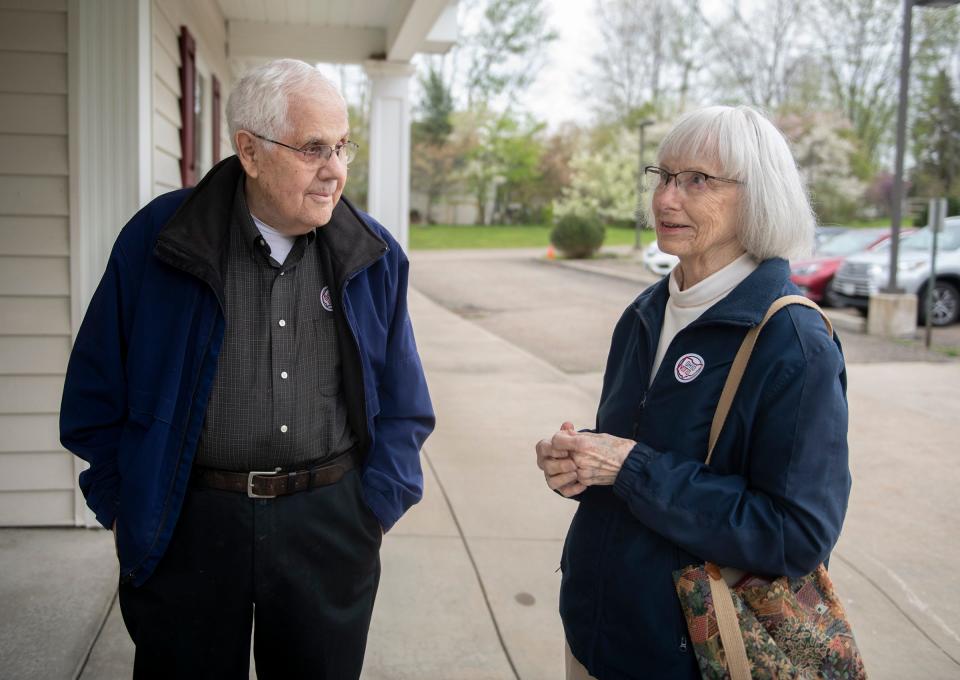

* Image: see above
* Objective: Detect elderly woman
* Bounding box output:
[536,105,850,679]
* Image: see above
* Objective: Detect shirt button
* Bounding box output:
[280,371,288,379]
[280,271,285,276]
[278,319,286,327]
[280,425,288,433]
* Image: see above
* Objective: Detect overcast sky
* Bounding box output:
[521,0,601,129]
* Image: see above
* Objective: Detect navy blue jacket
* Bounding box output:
[60,157,434,586]
[560,259,850,679]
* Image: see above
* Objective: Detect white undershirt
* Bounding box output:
[649,253,759,385]
[251,213,296,265]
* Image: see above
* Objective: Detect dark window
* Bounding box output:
[212,75,221,164]
[178,25,197,186]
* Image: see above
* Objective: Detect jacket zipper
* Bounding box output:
[631,391,647,439]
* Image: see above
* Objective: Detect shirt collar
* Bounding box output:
[234,177,316,265]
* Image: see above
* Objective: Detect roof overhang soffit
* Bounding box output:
[227,0,458,65]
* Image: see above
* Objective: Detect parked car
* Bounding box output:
[791,227,904,304]
[828,218,960,326]
[642,240,679,276]
[814,224,850,250]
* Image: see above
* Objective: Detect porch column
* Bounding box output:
[67,0,152,526]
[68,0,152,325]
[363,61,415,251]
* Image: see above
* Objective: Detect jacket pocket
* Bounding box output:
[128,388,176,424]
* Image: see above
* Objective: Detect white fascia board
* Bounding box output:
[228,20,385,64]
[386,0,451,62]
[426,1,458,44]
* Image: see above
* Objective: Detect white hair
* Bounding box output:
[655,105,815,260]
[226,59,346,153]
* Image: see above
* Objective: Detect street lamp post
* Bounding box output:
[635,118,655,250]
[885,0,960,293]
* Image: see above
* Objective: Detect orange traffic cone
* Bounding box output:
[546,244,556,260]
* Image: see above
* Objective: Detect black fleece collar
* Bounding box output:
[154,156,388,304]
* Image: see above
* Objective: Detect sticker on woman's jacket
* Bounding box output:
[674,354,705,383]
[321,286,334,312]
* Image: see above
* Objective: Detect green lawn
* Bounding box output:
[842,218,893,228]
[409,224,656,250]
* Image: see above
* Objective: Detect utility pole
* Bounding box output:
[885,0,959,293]
[634,118,655,250]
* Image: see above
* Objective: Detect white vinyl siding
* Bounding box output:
[151,0,231,197]
[0,0,75,525]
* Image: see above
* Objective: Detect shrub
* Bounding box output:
[550,212,605,259]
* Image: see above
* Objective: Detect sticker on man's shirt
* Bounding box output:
[320,286,334,312]
[674,353,705,383]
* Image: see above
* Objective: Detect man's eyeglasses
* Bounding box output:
[643,165,743,194]
[251,132,359,166]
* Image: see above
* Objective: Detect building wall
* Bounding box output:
[411,189,478,225]
[152,0,232,197]
[0,0,232,527]
[0,0,76,525]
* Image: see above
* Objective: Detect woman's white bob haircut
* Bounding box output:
[656,105,815,260]
[226,58,345,154]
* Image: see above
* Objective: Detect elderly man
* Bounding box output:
[60,59,434,679]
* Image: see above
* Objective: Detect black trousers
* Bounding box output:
[118,468,382,680]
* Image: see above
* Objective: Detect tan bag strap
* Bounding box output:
[707,570,752,680]
[706,295,832,465]
[704,295,833,680]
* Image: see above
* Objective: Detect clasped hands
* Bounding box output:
[535,422,636,497]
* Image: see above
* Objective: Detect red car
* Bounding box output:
[790,228,905,304]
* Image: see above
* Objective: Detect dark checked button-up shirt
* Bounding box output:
[195,180,357,471]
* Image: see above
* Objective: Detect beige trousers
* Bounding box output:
[565,641,599,680]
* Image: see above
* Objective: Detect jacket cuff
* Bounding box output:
[362,482,398,533]
[92,496,119,530]
[613,442,660,502]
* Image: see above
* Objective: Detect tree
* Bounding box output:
[411,65,458,222]
[345,104,369,210]
[458,110,544,224]
[463,0,557,109]
[590,0,705,121]
[425,0,556,224]
[415,65,454,144]
[699,0,807,111]
[779,111,866,223]
[411,130,467,224]
[533,124,583,220]
[807,1,959,172]
[808,0,901,172]
[553,127,641,226]
[911,69,960,198]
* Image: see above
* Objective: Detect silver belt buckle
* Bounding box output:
[247,467,282,499]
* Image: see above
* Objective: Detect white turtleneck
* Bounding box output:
[251,213,296,264]
[649,253,759,385]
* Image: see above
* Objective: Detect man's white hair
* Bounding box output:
[226,58,346,153]
[655,105,815,260]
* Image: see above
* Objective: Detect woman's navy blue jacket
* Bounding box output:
[560,258,851,679]
[60,157,434,587]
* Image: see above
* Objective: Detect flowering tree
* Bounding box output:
[779,112,866,223]
[553,128,640,226]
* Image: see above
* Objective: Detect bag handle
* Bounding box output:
[704,295,833,680]
[706,295,832,465]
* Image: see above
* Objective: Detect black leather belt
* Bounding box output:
[191,448,359,499]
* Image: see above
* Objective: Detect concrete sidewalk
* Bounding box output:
[3,253,960,678]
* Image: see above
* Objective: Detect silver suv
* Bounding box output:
[828,218,960,326]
